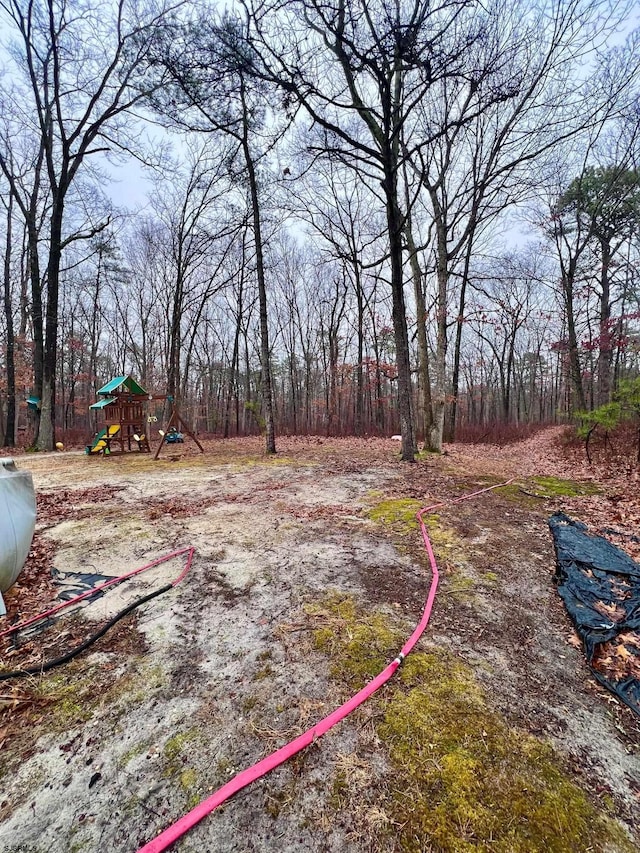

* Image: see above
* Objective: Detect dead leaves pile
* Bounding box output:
[36,484,124,525]
[595,633,640,682]
[1,533,59,644]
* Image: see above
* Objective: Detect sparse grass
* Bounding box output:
[0,657,154,811]
[446,574,476,602]
[14,669,98,730]
[369,498,474,603]
[97,661,168,719]
[420,513,462,557]
[364,500,476,601]
[242,695,259,713]
[265,787,295,819]
[254,663,275,680]
[308,592,635,853]
[162,744,202,810]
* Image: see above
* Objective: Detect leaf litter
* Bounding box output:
[0,432,638,852]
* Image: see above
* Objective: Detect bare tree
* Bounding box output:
[409,0,639,447]
[290,159,386,434]
[242,0,489,459]
[148,13,287,454]
[0,0,176,448]
[1,187,16,445]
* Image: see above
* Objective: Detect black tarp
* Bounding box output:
[549,512,640,716]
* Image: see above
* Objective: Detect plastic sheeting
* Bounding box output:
[0,458,36,616]
[549,512,640,716]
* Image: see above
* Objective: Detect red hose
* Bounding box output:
[136,479,512,853]
[0,547,195,640]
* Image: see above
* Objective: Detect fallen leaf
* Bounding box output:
[567,632,583,649]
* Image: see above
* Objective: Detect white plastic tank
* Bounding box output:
[0,458,36,616]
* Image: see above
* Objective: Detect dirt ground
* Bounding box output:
[0,432,639,852]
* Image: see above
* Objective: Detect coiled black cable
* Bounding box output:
[0,583,172,681]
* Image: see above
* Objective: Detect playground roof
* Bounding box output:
[89,397,116,410]
[97,376,147,396]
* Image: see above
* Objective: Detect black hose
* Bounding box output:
[0,583,172,681]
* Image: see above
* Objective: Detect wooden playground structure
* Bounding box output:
[87,376,203,459]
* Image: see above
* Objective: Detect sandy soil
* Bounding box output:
[0,434,638,852]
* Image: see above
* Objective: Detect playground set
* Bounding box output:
[86,376,203,460]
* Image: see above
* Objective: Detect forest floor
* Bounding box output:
[0,429,639,853]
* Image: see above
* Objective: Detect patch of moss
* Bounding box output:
[0,660,148,790]
[368,500,464,566]
[493,482,541,507]
[498,476,600,503]
[447,574,476,603]
[416,449,440,459]
[96,659,165,715]
[33,670,97,729]
[215,755,234,776]
[421,513,461,555]
[265,788,293,819]
[307,592,404,683]
[367,498,423,533]
[163,729,198,775]
[309,593,635,853]
[529,475,599,497]
[180,768,197,790]
[117,739,150,769]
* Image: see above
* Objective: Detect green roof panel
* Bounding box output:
[123,376,147,395]
[90,396,116,410]
[96,375,147,396]
[97,376,128,395]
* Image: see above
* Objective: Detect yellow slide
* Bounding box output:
[91,424,120,453]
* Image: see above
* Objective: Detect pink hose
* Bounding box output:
[136,478,512,853]
[0,547,195,640]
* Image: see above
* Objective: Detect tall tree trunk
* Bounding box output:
[327,328,339,437]
[27,214,43,443]
[3,194,16,446]
[596,237,612,406]
[241,79,275,454]
[446,243,473,442]
[562,264,586,413]
[354,271,364,436]
[224,304,241,438]
[404,217,432,448]
[37,197,65,451]
[385,157,415,460]
[427,199,449,453]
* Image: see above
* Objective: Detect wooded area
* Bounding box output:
[1,0,639,456]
